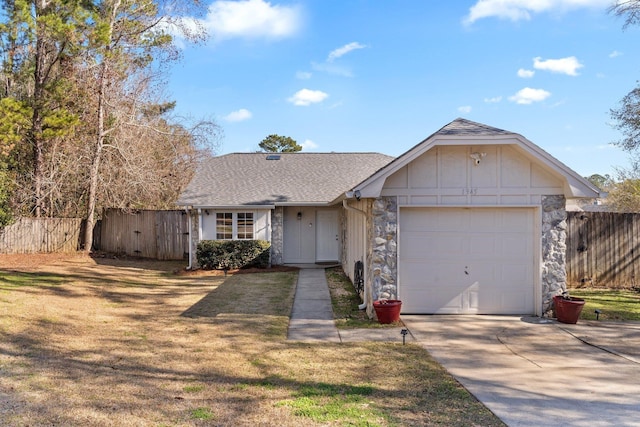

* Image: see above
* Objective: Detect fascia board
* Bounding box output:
[513,135,600,198]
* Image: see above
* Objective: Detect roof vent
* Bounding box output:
[266,154,281,160]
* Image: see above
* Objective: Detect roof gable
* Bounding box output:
[353,118,600,199]
[177,152,394,207]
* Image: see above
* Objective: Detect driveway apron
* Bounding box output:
[402,315,640,427]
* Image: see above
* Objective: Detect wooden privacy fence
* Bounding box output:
[566,211,640,288]
[0,217,82,253]
[99,209,189,260]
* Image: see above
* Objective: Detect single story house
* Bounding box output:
[177,118,600,317]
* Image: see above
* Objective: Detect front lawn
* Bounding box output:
[0,254,504,426]
[569,288,640,321]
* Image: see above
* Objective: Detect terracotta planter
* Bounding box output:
[373,299,402,324]
[554,295,585,324]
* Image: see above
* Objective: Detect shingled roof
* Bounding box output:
[434,117,512,136]
[177,152,394,207]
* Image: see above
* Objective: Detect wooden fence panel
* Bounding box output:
[155,210,190,260]
[0,217,82,253]
[99,209,188,260]
[566,211,640,288]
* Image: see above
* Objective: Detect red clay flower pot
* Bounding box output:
[554,295,585,324]
[373,299,402,324]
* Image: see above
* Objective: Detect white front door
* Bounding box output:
[283,207,316,264]
[316,210,339,262]
[399,207,536,314]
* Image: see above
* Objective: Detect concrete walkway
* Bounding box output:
[287,268,341,342]
[287,268,408,343]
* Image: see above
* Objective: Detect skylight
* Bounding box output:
[266,154,281,160]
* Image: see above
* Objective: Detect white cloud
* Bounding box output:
[223,108,252,122]
[458,105,472,114]
[609,50,623,58]
[296,71,312,80]
[484,96,502,103]
[204,0,301,40]
[533,56,583,76]
[517,68,535,78]
[327,42,367,62]
[464,0,610,24]
[300,139,318,150]
[288,89,329,106]
[509,87,551,105]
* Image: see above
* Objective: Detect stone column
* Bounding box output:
[270,207,284,265]
[541,195,567,316]
[189,209,200,268]
[370,196,398,307]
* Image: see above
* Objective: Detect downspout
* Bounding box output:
[342,197,368,310]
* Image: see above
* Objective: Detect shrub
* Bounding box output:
[196,240,271,270]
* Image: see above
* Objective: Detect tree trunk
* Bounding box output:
[83,61,107,252]
[32,3,49,217]
[83,0,120,251]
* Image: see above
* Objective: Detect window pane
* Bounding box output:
[237,212,254,239]
[216,212,232,239]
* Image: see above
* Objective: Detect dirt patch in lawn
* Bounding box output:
[0,255,504,426]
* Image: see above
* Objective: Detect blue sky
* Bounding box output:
[168,0,640,178]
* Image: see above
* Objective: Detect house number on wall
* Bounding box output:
[462,188,478,195]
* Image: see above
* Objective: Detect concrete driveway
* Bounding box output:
[402,315,640,427]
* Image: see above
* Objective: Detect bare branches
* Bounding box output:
[609,1,640,29]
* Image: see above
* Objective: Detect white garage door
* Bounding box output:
[399,208,535,314]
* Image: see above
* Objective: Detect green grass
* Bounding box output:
[277,382,386,426]
[568,289,640,321]
[190,407,215,420]
[0,271,66,288]
[183,384,205,393]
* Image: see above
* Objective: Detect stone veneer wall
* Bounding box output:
[270,207,284,265]
[541,195,567,316]
[189,210,200,268]
[369,196,398,317]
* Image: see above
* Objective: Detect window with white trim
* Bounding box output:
[215,212,254,240]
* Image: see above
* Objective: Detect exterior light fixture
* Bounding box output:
[297,212,302,220]
[470,152,487,165]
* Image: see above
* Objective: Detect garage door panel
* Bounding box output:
[501,235,531,258]
[403,209,465,231]
[471,210,500,230]
[469,235,498,258]
[401,260,460,285]
[401,283,468,313]
[402,233,467,258]
[399,207,535,315]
